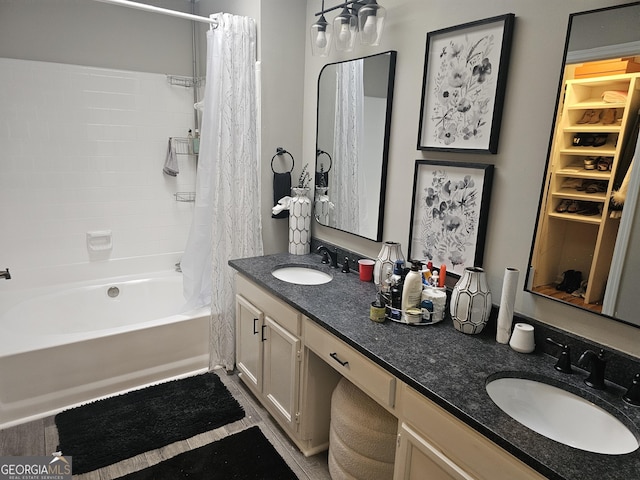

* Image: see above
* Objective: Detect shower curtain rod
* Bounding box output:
[92,0,218,26]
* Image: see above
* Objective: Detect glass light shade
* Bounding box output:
[333,8,357,52]
[310,14,332,57]
[358,1,386,46]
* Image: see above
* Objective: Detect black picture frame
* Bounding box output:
[417,13,515,154]
[408,160,494,278]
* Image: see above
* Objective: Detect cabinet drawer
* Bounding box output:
[400,384,546,480]
[236,274,300,335]
[304,319,396,410]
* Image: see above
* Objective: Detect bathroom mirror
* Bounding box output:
[526,2,640,326]
[315,51,396,241]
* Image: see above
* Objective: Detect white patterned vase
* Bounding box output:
[373,241,405,288]
[289,187,311,255]
[450,267,492,334]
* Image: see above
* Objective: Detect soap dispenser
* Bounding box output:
[401,260,423,320]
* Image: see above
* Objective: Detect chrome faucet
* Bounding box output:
[316,245,338,268]
[578,349,607,390]
[0,268,10,280]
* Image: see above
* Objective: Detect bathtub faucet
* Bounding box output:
[1,268,10,280]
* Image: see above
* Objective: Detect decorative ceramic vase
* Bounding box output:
[289,187,311,255]
[450,267,492,334]
[374,241,405,288]
[314,186,331,226]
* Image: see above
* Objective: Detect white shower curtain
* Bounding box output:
[181,13,263,371]
[332,59,364,233]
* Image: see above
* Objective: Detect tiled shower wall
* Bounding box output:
[0,58,198,273]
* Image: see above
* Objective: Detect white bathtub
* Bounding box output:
[0,270,210,429]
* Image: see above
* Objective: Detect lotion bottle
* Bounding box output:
[401,260,423,319]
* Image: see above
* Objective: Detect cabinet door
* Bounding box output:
[263,315,301,431]
[236,294,264,392]
[394,423,475,480]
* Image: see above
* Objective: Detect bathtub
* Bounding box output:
[0,270,210,429]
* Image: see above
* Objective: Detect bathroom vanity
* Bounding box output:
[229,253,640,480]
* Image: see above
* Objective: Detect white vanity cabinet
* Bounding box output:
[394,383,547,480]
[235,274,333,456]
[235,274,301,435]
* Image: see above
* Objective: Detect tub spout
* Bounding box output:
[1,268,10,280]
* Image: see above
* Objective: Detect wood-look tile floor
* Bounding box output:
[0,369,331,480]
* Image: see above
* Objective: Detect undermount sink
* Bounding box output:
[486,376,639,455]
[271,266,333,285]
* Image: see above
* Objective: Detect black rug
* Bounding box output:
[55,372,245,475]
[116,426,298,480]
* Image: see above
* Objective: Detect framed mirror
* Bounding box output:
[526,2,640,327]
[315,51,397,241]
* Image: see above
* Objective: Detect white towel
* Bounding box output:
[163,138,179,176]
[602,90,628,103]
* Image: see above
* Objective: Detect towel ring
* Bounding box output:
[316,149,332,173]
[271,147,294,174]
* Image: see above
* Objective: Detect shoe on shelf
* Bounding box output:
[563,178,583,189]
[556,199,572,213]
[601,108,618,125]
[592,134,608,147]
[576,202,601,216]
[597,157,612,171]
[566,200,581,213]
[564,271,583,293]
[556,269,574,291]
[583,157,598,170]
[576,109,601,124]
[573,133,595,147]
[585,181,607,194]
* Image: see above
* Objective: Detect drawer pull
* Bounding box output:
[330,352,349,367]
[253,317,259,335]
[261,324,267,342]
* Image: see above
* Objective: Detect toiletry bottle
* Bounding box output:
[390,260,404,309]
[401,260,423,318]
[187,129,194,155]
[193,129,200,154]
[438,264,447,287]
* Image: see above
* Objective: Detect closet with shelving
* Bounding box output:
[531,72,640,310]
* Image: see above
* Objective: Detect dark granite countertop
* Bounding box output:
[229,253,640,480]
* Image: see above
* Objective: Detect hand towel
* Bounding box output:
[272,172,291,218]
[602,90,628,103]
[163,138,179,176]
[271,196,292,216]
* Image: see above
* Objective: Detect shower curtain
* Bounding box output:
[181,13,263,371]
[332,59,364,233]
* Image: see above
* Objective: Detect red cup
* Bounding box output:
[358,259,375,282]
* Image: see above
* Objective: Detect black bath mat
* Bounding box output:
[116,426,298,480]
[55,372,245,474]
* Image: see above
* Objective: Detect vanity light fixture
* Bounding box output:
[311,0,387,56]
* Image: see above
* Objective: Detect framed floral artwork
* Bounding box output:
[408,160,494,278]
[417,14,515,153]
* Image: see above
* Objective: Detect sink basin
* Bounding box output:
[271,266,333,285]
[486,376,638,454]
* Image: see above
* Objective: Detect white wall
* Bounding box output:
[303,0,640,358]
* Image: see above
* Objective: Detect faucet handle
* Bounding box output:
[545,337,573,373]
[623,373,640,407]
[320,251,330,264]
[578,349,607,390]
[342,257,350,273]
